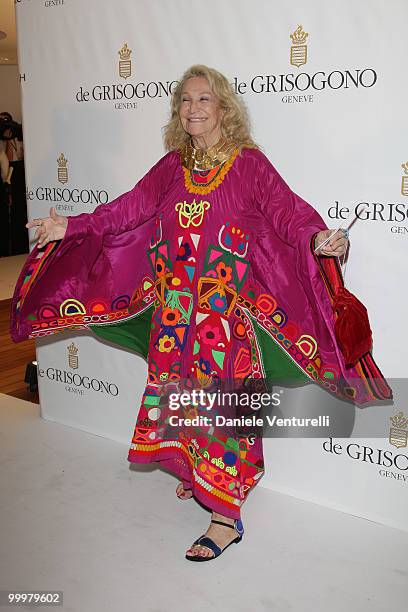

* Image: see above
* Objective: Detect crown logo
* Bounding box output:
[290,25,309,45]
[401,161,408,196]
[57,153,67,167]
[290,25,309,68]
[67,342,79,370]
[119,42,132,60]
[118,43,132,79]
[57,153,68,184]
[389,411,408,448]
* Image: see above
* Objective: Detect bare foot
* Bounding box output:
[176,483,193,500]
[186,511,239,559]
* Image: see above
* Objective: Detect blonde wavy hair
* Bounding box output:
[163,64,258,152]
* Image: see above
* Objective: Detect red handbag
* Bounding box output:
[332,286,373,367]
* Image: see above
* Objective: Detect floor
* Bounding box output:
[0,253,38,402]
[0,254,27,301]
[1,392,407,612]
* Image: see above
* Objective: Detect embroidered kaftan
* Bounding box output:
[11,147,392,518]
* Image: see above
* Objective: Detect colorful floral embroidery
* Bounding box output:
[157,334,176,353]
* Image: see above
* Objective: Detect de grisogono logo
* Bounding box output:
[38,343,119,398]
[57,153,68,184]
[290,24,308,68]
[401,162,408,197]
[15,0,66,6]
[389,412,408,449]
[67,342,79,370]
[326,161,408,237]
[26,152,109,214]
[118,43,132,79]
[44,0,65,7]
[231,24,377,104]
[75,42,178,110]
[323,411,408,483]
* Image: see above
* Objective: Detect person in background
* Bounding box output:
[0,147,11,257]
[0,112,28,255]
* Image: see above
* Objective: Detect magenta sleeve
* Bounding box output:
[252,150,328,247]
[62,151,175,243]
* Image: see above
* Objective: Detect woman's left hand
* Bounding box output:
[314,229,349,257]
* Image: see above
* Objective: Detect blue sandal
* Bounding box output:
[185,518,244,562]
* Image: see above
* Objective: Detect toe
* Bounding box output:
[177,484,193,499]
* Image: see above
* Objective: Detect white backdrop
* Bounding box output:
[15,0,408,530]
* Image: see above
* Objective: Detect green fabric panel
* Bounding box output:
[144,395,160,405]
[89,304,154,360]
[88,304,309,385]
[250,313,309,386]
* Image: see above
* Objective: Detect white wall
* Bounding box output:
[0,64,22,122]
[15,0,408,532]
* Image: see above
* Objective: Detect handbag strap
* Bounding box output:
[338,253,348,284]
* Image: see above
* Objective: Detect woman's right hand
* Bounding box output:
[26,206,68,248]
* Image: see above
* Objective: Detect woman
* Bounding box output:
[0,114,28,255]
[11,65,391,562]
[0,147,10,256]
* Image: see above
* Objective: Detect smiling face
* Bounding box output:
[179,76,224,148]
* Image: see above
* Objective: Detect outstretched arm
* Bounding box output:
[26,152,174,248]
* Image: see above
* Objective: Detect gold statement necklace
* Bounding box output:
[180,137,237,170]
[179,137,239,195]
